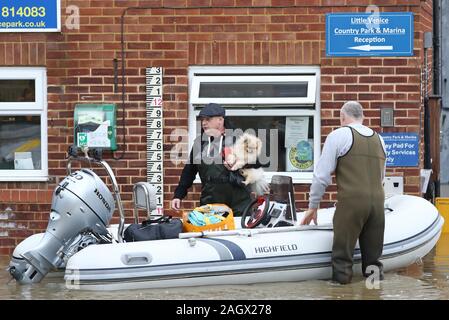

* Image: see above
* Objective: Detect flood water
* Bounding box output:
[1,233,448,301]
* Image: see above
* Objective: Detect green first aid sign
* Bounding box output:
[74,104,117,151]
[77,133,87,147]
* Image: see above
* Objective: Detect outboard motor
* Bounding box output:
[8,168,114,284]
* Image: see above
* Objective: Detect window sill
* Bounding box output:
[192,175,312,185]
[0,176,49,182]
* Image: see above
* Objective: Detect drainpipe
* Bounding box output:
[424,33,431,170]
[423,31,434,201]
[433,0,442,96]
[433,0,442,198]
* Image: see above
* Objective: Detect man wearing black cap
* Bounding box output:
[171,103,252,215]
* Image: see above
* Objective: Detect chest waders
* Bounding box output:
[197,155,252,217]
[332,128,386,284]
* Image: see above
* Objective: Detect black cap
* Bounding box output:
[199,103,225,118]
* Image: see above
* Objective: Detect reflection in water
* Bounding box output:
[1,234,448,300]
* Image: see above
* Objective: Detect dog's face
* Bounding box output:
[243,135,262,156]
[233,133,261,165]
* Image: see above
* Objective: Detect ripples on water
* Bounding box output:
[1,234,448,300]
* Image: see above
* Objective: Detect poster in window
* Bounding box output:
[285,117,313,171]
[285,117,308,148]
[286,140,314,172]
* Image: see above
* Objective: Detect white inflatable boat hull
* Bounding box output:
[61,195,444,291]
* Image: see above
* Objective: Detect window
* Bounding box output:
[189,66,320,183]
[191,74,316,105]
[0,68,48,181]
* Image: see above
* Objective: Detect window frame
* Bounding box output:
[0,67,48,181]
[188,66,321,184]
[191,75,316,105]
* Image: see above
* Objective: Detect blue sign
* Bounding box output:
[326,12,414,56]
[380,133,419,167]
[0,0,60,32]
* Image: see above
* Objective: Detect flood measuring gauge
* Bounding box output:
[146,67,163,215]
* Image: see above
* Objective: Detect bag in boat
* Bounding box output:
[182,203,235,232]
[123,216,183,242]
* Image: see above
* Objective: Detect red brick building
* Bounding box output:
[0,0,435,256]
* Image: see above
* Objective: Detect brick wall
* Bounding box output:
[0,0,432,256]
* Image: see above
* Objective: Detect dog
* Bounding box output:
[224,133,269,196]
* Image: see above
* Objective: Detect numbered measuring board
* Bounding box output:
[146,67,164,215]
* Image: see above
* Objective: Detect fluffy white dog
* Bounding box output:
[224,133,269,196]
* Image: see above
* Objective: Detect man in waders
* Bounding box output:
[301,101,386,284]
[171,103,252,216]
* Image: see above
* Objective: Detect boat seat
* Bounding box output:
[132,182,159,224]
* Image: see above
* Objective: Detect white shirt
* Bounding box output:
[308,123,386,209]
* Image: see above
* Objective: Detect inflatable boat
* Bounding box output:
[61,195,443,290]
[8,153,445,291]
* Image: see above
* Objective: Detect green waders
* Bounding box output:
[197,156,252,217]
[332,128,386,284]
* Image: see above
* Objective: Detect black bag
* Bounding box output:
[123,216,183,242]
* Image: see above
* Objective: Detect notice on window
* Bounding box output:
[285,117,308,148]
[286,141,314,172]
[285,117,313,171]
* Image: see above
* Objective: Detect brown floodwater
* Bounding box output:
[1,233,448,300]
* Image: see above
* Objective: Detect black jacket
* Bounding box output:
[173,127,264,200]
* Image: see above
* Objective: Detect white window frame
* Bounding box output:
[191,75,316,105]
[0,67,48,181]
[188,66,321,184]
